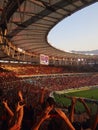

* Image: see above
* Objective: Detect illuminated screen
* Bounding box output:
[40,54,49,65]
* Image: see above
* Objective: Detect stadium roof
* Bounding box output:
[0,0,98,62]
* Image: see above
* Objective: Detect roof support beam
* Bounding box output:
[8,0,79,38]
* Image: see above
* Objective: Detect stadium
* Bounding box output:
[0,0,98,130]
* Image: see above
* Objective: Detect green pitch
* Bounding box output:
[54,86,98,114]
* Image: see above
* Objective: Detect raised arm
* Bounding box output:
[78,98,91,117]
[40,87,46,104]
[9,102,25,130]
[32,105,53,130]
[91,108,98,130]
[55,108,75,130]
[9,91,25,130]
[17,91,25,126]
[3,100,14,117]
[16,102,24,126]
[69,97,77,123]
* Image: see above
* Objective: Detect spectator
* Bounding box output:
[2,91,25,130]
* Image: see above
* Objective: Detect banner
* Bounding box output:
[40,54,49,65]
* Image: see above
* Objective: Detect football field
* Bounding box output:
[54,86,98,113]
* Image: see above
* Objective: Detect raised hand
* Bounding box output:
[16,101,25,112]
[2,100,8,107]
[18,90,23,101]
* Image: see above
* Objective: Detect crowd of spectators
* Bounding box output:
[0,63,98,129]
[0,63,64,76]
[0,64,98,105]
[1,63,98,77]
[0,88,98,130]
